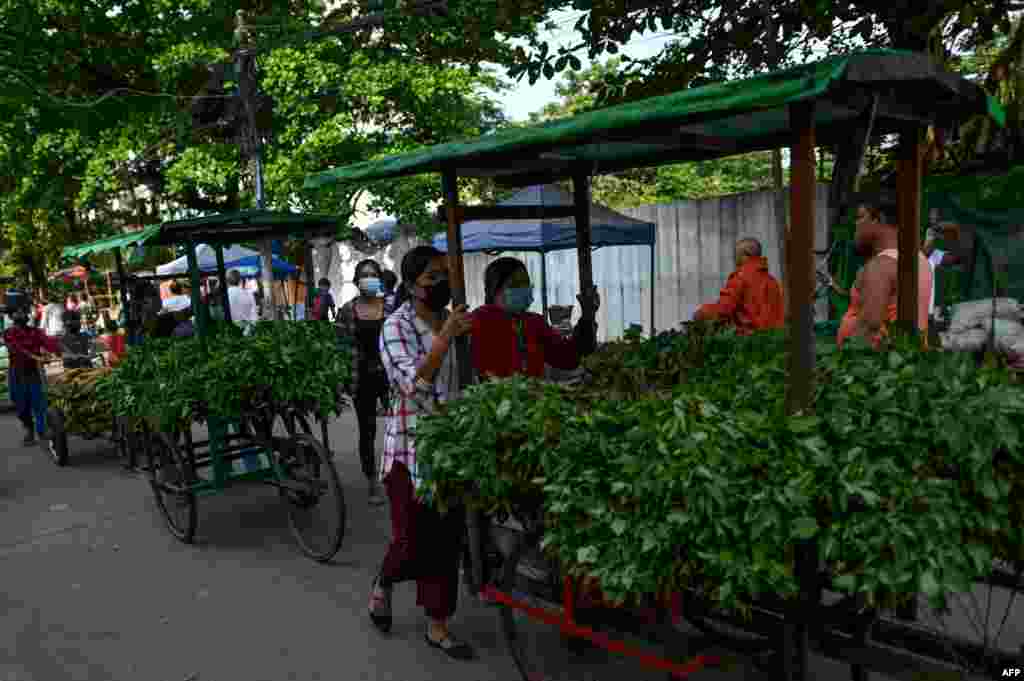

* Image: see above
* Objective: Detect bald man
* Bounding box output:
[837,202,932,349]
[694,237,785,335]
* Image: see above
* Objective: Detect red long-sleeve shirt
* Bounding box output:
[470,304,587,379]
[695,256,785,335]
[3,325,62,378]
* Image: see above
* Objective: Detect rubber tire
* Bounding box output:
[47,408,69,467]
[147,432,197,544]
[498,528,566,681]
[278,433,346,563]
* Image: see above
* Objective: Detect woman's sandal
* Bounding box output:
[368,576,392,634]
[425,631,475,661]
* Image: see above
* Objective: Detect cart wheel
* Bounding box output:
[276,433,346,562]
[46,408,69,467]
[147,432,197,543]
[677,588,776,669]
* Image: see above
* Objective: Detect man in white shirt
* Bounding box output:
[923,222,961,317]
[42,295,65,337]
[226,269,258,326]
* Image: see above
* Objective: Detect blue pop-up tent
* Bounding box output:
[223,254,297,280]
[433,184,656,328]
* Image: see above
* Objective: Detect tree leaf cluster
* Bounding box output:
[96,320,352,431]
[414,326,1024,613]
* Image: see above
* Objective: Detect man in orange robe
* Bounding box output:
[694,237,785,334]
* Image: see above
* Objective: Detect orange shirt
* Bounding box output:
[837,249,932,349]
[696,256,785,335]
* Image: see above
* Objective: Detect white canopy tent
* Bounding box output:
[155,244,258,277]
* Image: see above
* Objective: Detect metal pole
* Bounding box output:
[186,240,206,338]
[540,251,549,322]
[649,243,656,335]
[113,249,132,344]
[215,243,233,325]
[235,10,276,322]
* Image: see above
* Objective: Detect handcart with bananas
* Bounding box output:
[44,361,132,468]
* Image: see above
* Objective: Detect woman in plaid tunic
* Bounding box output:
[367,246,475,661]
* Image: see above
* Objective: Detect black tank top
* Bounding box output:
[354,306,385,373]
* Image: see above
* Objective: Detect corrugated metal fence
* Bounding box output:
[456,184,830,341]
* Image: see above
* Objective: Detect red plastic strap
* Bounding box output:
[482,585,720,679]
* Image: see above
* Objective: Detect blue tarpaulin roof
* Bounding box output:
[223,254,297,279]
[432,184,655,254]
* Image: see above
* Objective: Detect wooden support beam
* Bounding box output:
[433,204,578,223]
[896,125,924,331]
[787,102,817,416]
[441,168,473,391]
[303,241,316,317]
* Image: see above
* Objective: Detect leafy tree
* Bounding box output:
[509,1,1021,104]
[0,0,526,278]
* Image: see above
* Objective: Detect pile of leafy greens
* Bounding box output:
[96,321,351,431]
[415,324,1024,613]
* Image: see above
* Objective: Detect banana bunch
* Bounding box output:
[56,367,110,385]
[51,367,115,436]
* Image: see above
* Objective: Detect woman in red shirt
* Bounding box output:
[470,257,600,380]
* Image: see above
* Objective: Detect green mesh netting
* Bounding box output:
[923,165,1024,307]
[822,166,1024,322]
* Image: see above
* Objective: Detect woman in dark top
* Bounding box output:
[336,259,395,505]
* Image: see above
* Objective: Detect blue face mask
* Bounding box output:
[502,287,534,313]
[358,277,383,297]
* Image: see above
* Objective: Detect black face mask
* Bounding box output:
[12,313,29,327]
[418,280,451,311]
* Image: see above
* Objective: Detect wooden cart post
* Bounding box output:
[896,124,925,333]
[441,167,473,392]
[572,167,596,324]
[787,102,817,414]
[785,101,817,681]
[214,243,233,325]
[304,241,316,317]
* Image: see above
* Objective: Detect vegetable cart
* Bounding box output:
[45,362,133,468]
[61,212,350,562]
[305,50,1020,679]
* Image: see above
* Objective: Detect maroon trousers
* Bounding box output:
[378,462,465,620]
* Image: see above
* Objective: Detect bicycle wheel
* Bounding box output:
[871,562,1024,677]
[277,433,346,562]
[498,530,681,681]
[147,432,197,543]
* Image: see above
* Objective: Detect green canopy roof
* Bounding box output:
[62,224,162,260]
[154,209,342,245]
[304,49,1005,190]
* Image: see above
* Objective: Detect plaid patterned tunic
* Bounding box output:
[378,302,458,488]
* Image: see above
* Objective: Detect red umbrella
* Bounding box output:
[49,265,91,282]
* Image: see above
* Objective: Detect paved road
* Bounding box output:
[0,409,1016,681]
